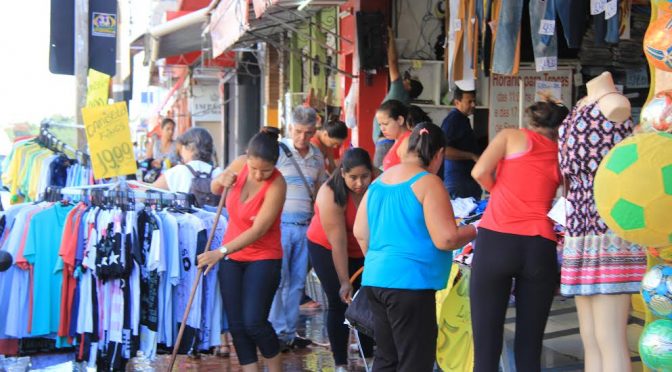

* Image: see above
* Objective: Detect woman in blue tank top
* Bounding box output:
[353,123,477,372]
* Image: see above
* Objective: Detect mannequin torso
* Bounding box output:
[580,72,631,123]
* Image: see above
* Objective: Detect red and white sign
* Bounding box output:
[488,66,573,141]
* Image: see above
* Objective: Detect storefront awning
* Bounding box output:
[149,7,211,61]
[209,0,355,77]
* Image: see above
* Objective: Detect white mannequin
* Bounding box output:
[574,71,632,372]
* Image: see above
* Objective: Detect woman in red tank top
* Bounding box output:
[197,128,286,372]
[378,100,412,170]
[468,98,569,371]
[305,148,375,369]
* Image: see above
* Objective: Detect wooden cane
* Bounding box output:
[168,188,228,371]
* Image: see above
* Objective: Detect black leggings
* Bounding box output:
[470,228,558,372]
[307,241,373,365]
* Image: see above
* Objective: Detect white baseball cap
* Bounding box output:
[455,79,475,91]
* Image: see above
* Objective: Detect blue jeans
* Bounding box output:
[219,259,281,365]
[269,223,310,343]
[492,0,524,75]
[594,1,620,45]
[530,0,558,71]
[555,0,588,48]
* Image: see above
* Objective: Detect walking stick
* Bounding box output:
[168,188,228,371]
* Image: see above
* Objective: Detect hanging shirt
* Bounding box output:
[194,209,228,350]
[157,211,179,346]
[23,203,75,336]
[137,210,161,360]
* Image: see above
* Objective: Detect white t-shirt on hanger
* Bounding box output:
[163,160,223,194]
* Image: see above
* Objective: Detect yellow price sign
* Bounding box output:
[86,68,110,107]
[82,102,137,179]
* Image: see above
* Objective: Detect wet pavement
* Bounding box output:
[9,298,646,371]
[151,309,369,372]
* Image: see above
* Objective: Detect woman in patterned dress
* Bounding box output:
[559,72,646,372]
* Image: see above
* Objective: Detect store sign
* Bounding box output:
[82,102,137,179]
[86,68,110,107]
[191,84,221,122]
[488,67,573,141]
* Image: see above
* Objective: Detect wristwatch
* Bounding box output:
[219,246,229,257]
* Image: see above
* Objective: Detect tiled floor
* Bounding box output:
[8,299,646,371]
[501,296,645,372]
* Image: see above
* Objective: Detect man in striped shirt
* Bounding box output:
[269,106,327,350]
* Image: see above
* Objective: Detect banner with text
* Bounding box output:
[488,67,573,141]
[82,102,137,179]
[86,68,110,107]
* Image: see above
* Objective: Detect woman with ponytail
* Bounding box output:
[354,123,477,371]
[199,127,286,372]
[469,97,569,371]
[306,148,375,371]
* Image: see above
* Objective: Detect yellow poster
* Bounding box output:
[82,102,137,179]
[436,265,474,372]
[86,68,110,107]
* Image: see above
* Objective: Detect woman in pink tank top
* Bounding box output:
[468,98,569,371]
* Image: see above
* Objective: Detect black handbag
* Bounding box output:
[344,267,375,338]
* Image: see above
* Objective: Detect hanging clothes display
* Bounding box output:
[1,128,93,204]
[0,188,227,370]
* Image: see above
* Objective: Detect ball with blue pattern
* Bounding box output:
[642,265,672,319]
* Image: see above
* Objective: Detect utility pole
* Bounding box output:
[74,0,89,151]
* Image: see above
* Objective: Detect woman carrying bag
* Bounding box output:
[306,148,376,371]
[354,123,477,371]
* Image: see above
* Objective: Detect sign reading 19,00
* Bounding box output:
[82,102,138,179]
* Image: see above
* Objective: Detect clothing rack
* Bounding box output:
[57,181,195,207]
[38,122,90,166]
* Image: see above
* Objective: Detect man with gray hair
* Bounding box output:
[269,106,327,350]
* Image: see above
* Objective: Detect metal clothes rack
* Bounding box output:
[58,181,195,206]
[38,121,90,166]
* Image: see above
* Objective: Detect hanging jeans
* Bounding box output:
[492,0,524,75]
[593,0,621,45]
[555,0,588,48]
[268,223,310,344]
[530,0,559,71]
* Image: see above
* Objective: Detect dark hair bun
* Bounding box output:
[261,126,280,141]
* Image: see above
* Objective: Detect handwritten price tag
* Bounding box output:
[539,19,555,36]
[86,69,110,107]
[452,19,462,32]
[82,102,137,179]
[591,0,606,15]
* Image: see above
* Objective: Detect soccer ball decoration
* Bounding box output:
[639,319,672,370]
[641,265,672,318]
[639,90,672,133]
[644,16,672,72]
[594,132,672,248]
